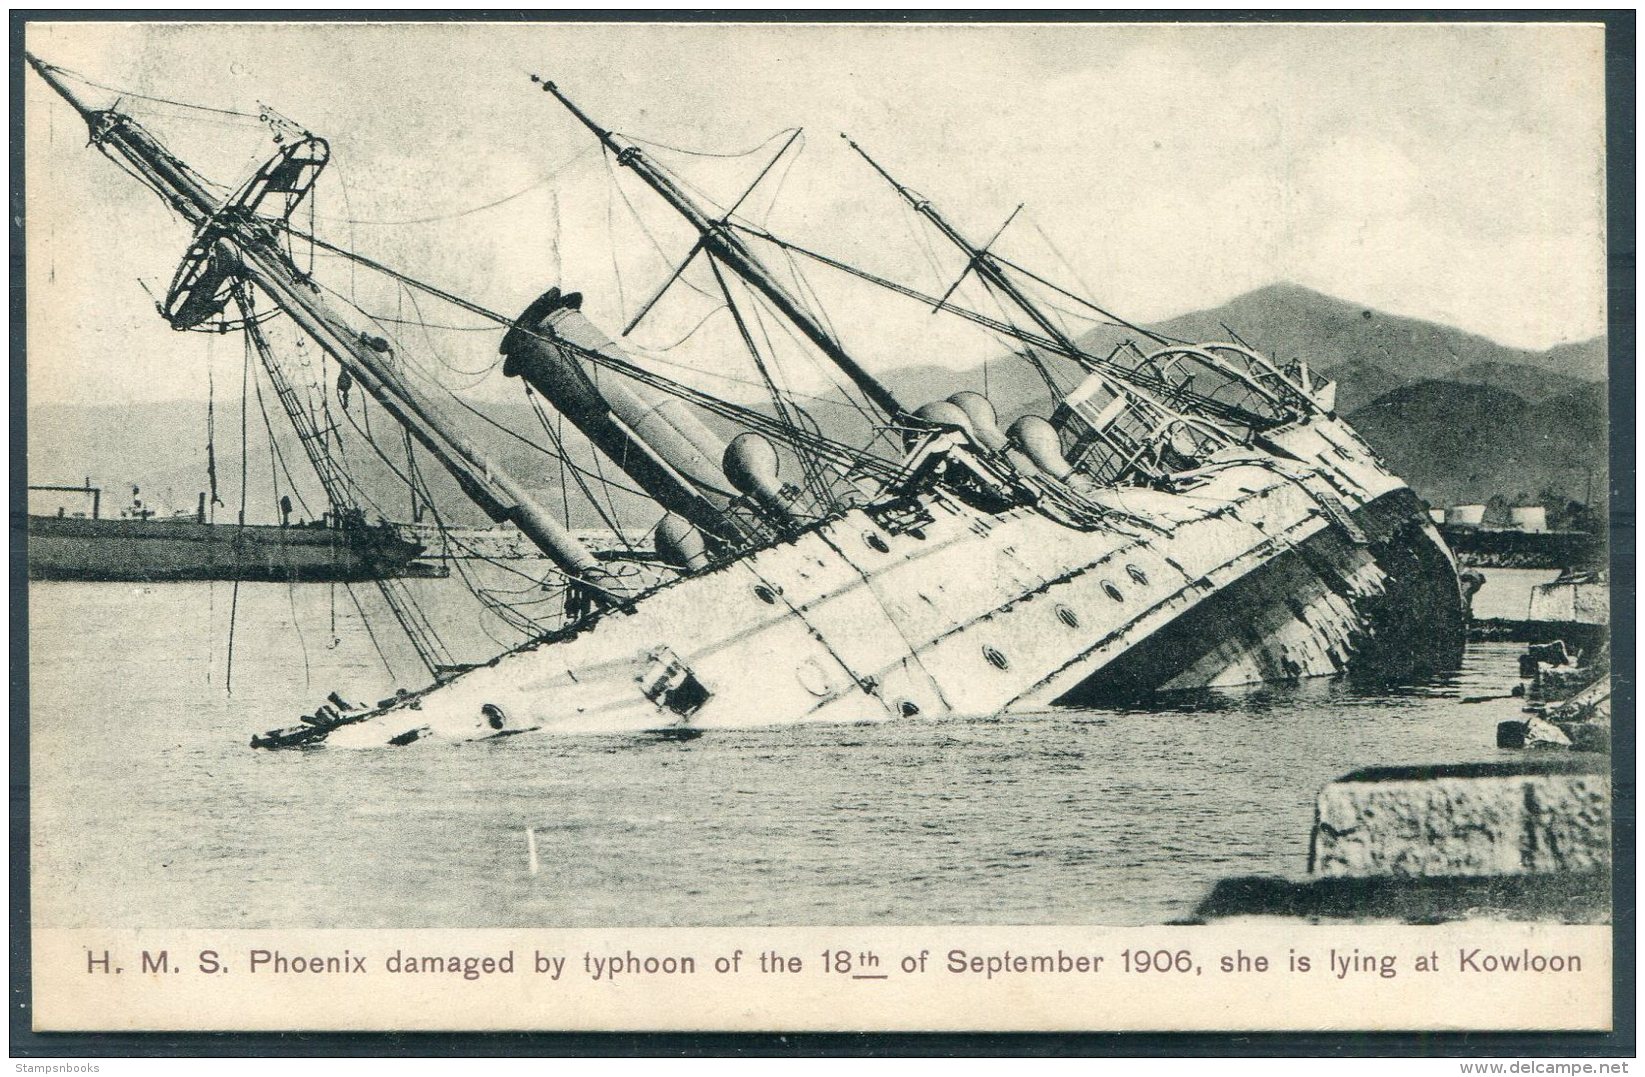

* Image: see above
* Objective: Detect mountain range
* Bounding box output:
[879,283,1608,512]
[26,283,1608,527]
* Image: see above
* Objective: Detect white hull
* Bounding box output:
[317,415,1465,748]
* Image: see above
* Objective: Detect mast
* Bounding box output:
[843,136,1087,362]
[531,76,906,423]
[27,54,609,589]
[843,135,1089,414]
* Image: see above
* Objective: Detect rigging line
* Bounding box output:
[44,61,262,119]
[406,474,553,637]
[275,221,896,475]
[988,248,1182,347]
[443,532,565,618]
[335,381,552,616]
[440,520,578,594]
[1026,216,1101,305]
[627,126,801,161]
[902,198,954,289]
[331,401,452,670]
[307,145,596,227]
[367,312,503,333]
[740,280,834,507]
[706,259,801,451]
[758,248,892,461]
[455,385,658,501]
[773,244,891,443]
[285,572,313,689]
[413,503,548,639]
[403,426,421,523]
[399,278,502,380]
[250,352,300,517]
[336,412,453,656]
[248,361,314,686]
[629,342,867,415]
[739,279,847,507]
[602,150,629,315]
[331,161,361,299]
[720,128,803,224]
[244,296,449,672]
[638,302,729,353]
[341,580,398,680]
[205,339,221,511]
[583,433,628,547]
[96,148,171,206]
[966,262,1064,401]
[319,257,694,499]
[733,223,1255,422]
[548,184,563,282]
[306,274,495,388]
[523,386,629,552]
[556,412,570,529]
[775,259,900,467]
[524,384,638,557]
[226,326,253,696]
[604,155,721,308]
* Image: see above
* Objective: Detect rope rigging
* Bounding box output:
[270,220,901,480]
[232,285,453,677]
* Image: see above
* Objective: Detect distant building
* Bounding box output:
[1446,504,1486,527]
[1509,505,1548,533]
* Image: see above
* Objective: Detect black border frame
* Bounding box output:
[8,8,1635,1058]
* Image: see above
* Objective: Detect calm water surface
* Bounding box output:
[29,579,1533,928]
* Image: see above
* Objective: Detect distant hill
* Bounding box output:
[1346,381,1607,509]
[24,398,661,532]
[1147,282,1607,385]
[27,283,1610,529]
[1443,361,1593,403]
[881,282,1605,419]
[1318,358,1405,415]
[878,282,1608,509]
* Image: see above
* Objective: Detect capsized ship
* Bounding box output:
[27,56,1466,749]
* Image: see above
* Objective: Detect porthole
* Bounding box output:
[863,531,890,554]
[1102,581,1124,602]
[797,659,832,697]
[897,700,921,718]
[1126,564,1149,586]
[752,583,778,605]
[480,703,506,730]
[1055,604,1080,629]
[982,645,1010,670]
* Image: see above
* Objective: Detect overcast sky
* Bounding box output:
[25,20,1608,408]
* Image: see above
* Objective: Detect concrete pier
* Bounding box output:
[1309,760,1610,879]
[1194,757,1611,922]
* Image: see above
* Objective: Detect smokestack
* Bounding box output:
[502,288,744,548]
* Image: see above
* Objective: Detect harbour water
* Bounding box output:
[29,579,1542,929]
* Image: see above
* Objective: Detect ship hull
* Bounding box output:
[1048,486,1464,702]
[315,415,1467,748]
[26,515,432,583]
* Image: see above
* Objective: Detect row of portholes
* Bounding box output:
[749,529,906,605]
[984,564,1153,670]
[768,561,1156,674]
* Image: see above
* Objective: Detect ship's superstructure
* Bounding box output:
[26,55,1467,748]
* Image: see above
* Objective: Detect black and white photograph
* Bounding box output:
[15,15,1623,1040]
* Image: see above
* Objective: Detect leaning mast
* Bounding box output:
[841,136,1088,391]
[27,55,612,593]
[532,76,907,424]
